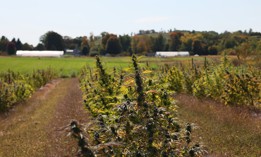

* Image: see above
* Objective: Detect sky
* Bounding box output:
[1,0,261,46]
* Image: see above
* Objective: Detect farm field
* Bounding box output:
[0,55,260,156]
[0,56,213,76]
[1,0,261,156]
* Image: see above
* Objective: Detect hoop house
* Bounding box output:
[155,51,189,57]
[16,51,64,57]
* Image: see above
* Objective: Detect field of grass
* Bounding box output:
[0,56,210,77]
[0,57,93,77]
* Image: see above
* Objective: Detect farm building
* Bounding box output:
[64,49,74,54]
[16,51,64,57]
[155,51,190,57]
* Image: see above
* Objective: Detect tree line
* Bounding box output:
[1,29,260,58]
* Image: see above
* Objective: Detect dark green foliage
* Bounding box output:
[153,33,165,51]
[6,42,16,55]
[0,36,9,52]
[119,34,131,52]
[106,36,122,55]
[22,43,34,50]
[132,55,144,106]
[34,43,45,50]
[15,38,23,50]
[40,31,64,50]
[81,46,90,56]
[192,40,204,55]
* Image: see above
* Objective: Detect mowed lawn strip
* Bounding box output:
[0,56,211,76]
[176,94,261,156]
[0,57,94,77]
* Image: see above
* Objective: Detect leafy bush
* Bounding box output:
[0,68,57,112]
[79,56,205,156]
[191,56,260,107]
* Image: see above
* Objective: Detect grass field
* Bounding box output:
[0,56,210,77]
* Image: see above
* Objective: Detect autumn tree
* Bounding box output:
[235,37,260,60]
[101,33,112,49]
[131,35,139,54]
[89,33,95,49]
[131,35,152,54]
[169,32,183,51]
[136,39,147,53]
[80,36,90,55]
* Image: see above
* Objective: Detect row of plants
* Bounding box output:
[78,56,205,156]
[165,56,260,108]
[77,55,259,156]
[0,68,57,111]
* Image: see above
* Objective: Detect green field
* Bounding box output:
[0,56,210,77]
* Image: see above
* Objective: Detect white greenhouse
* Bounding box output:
[16,51,64,57]
[155,51,190,57]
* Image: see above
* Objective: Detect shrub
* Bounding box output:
[78,56,205,156]
[0,68,57,112]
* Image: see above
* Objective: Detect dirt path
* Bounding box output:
[175,94,261,157]
[0,78,90,157]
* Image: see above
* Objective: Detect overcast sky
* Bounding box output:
[1,0,261,46]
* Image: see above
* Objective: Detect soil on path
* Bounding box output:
[0,78,90,157]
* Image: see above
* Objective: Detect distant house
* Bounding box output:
[16,51,64,57]
[155,51,190,57]
[64,49,81,56]
[64,49,74,54]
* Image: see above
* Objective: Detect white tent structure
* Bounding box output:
[155,51,190,57]
[16,51,64,57]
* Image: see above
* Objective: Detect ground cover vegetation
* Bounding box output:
[0,57,92,77]
[0,56,208,76]
[0,68,57,111]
